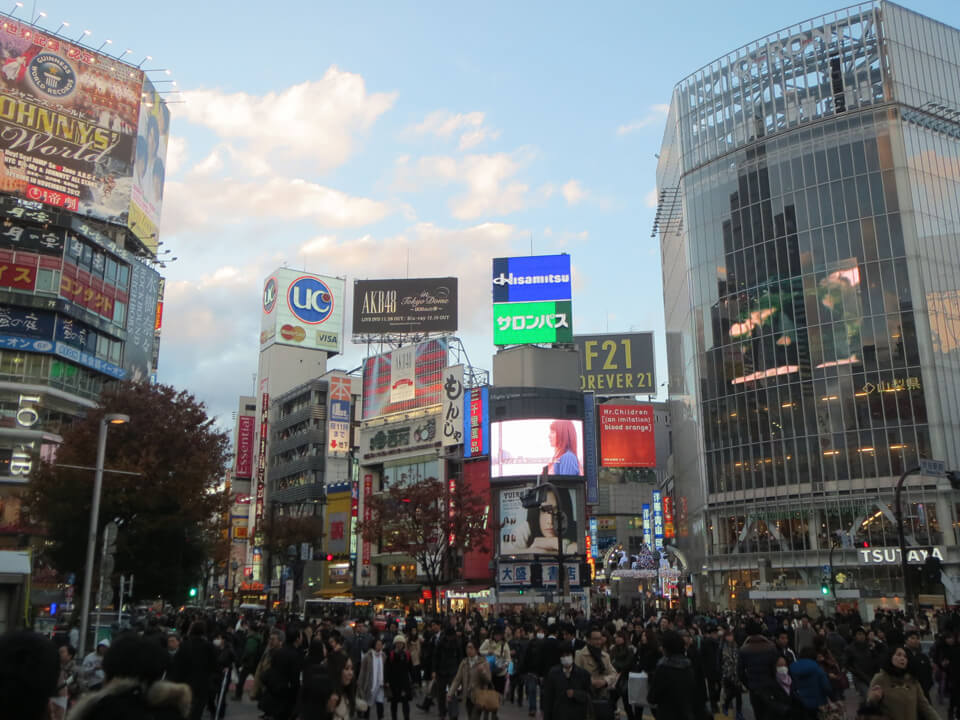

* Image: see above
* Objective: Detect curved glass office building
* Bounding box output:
[657,2,960,611]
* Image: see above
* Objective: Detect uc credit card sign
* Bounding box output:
[492,254,572,303]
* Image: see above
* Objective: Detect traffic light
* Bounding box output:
[820,580,830,596]
[325,554,334,562]
[518,588,524,595]
[188,587,198,598]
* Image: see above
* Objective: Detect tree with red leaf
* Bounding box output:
[26,381,230,602]
[357,476,489,612]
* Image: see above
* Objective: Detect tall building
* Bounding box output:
[0,13,169,629]
[656,2,960,611]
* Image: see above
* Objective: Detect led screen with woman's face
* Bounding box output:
[491,418,584,478]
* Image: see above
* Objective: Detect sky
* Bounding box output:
[21,0,960,426]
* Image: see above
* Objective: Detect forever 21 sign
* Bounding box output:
[352,278,458,335]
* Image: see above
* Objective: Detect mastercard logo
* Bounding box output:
[280,324,306,342]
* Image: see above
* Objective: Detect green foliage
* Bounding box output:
[27,381,230,602]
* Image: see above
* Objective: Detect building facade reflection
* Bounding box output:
[657,2,960,609]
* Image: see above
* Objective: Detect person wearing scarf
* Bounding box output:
[865,646,941,720]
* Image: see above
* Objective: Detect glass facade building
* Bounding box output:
[657,2,960,609]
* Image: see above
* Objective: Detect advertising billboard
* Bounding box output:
[361,338,447,420]
[462,461,493,580]
[491,418,584,478]
[327,374,352,458]
[574,333,656,395]
[463,386,489,458]
[128,77,170,253]
[235,415,255,479]
[598,404,656,468]
[583,392,599,504]
[0,18,146,224]
[441,364,464,447]
[652,490,664,550]
[499,485,580,555]
[260,269,345,355]
[492,254,571,303]
[493,300,573,346]
[123,256,162,381]
[352,277,458,335]
[642,504,652,546]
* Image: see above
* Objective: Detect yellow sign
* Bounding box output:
[861,376,921,395]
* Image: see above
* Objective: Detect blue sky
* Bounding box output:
[22,0,960,423]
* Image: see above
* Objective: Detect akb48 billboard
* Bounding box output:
[260,268,345,355]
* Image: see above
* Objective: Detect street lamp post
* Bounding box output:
[77,413,129,659]
[894,466,921,619]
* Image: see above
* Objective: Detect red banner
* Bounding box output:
[462,461,492,581]
[598,404,655,467]
[362,474,373,566]
[0,260,35,290]
[235,415,254,479]
[663,496,675,539]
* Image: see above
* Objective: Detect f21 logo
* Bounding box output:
[287,276,335,324]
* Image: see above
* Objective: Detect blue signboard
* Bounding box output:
[492,254,572,303]
[463,386,490,458]
[583,391,598,504]
[0,305,56,339]
[643,504,652,547]
[652,490,664,550]
[589,516,599,559]
[54,341,125,379]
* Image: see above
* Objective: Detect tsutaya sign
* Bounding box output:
[859,546,945,565]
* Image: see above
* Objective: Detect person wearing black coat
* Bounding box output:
[70,634,192,720]
[431,627,463,718]
[262,628,304,720]
[905,630,934,699]
[207,630,235,719]
[385,636,414,720]
[738,622,779,720]
[648,631,697,720]
[542,645,592,720]
[171,621,218,720]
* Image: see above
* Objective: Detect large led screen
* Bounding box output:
[491,418,584,478]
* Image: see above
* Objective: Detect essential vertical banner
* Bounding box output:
[327,373,352,458]
[253,393,269,545]
[361,474,373,567]
[235,415,255,479]
[390,344,417,403]
[642,504,652,547]
[663,496,675,539]
[652,490,664,550]
[441,364,464,447]
[464,386,489,458]
[583,391,599,504]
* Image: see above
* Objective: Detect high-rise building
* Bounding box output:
[656,2,960,611]
[0,12,169,629]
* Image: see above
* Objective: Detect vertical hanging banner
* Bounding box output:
[361,474,373,567]
[441,364,464,447]
[327,373,352,458]
[583,391,599,504]
[390,344,417,403]
[663,496,675,539]
[235,415,255,479]
[464,386,489,458]
[642,504,652,547]
[252,393,269,547]
[589,516,599,559]
[652,490,664,550]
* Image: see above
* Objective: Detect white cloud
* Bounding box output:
[176,67,396,173]
[411,109,500,151]
[645,187,659,208]
[617,103,671,136]
[165,135,188,177]
[162,176,391,235]
[393,150,535,220]
[561,179,586,206]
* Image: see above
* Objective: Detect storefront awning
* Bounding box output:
[0,550,30,577]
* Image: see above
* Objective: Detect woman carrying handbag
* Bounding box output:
[448,641,497,720]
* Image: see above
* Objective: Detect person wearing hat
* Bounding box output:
[385,634,414,720]
[80,638,110,692]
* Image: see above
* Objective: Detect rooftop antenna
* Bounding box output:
[406,247,410,278]
[530,232,533,255]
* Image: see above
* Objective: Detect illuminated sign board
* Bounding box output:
[492,254,571,303]
[463,386,489,458]
[642,504,652,547]
[652,490,664,550]
[493,300,573,345]
[599,404,656,468]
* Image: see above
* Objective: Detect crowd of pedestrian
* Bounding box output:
[4,604,960,719]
